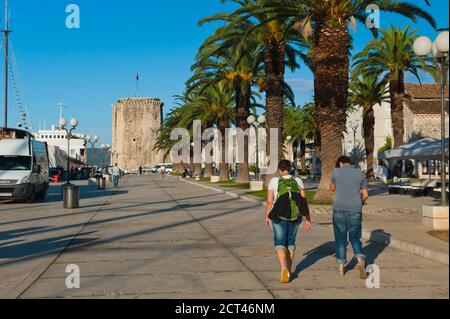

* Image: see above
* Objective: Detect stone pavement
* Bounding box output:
[0,175,448,299]
[191,178,449,265]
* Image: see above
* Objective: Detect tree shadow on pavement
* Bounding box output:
[45,185,128,203]
[0,227,50,242]
[0,194,218,227]
[0,231,99,262]
[347,229,390,272]
[0,199,259,267]
[291,241,336,278]
[292,229,390,278]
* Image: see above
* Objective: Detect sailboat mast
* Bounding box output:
[3,0,10,128]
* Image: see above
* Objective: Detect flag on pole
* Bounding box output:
[136,73,140,97]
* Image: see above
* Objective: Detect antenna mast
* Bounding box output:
[1,0,10,128]
[58,102,66,122]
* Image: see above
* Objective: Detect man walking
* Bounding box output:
[330,156,369,279]
[112,163,121,189]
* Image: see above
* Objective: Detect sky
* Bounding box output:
[3,0,449,145]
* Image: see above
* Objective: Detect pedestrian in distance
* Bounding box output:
[329,156,369,279]
[266,160,312,284]
[139,165,143,176]
[112,163,121,189]
[160,165,166,178]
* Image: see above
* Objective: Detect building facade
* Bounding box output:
[35,124,88,165]
[112,98,164,173]
[344,83,449,173]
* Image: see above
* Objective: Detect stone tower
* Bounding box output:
[112,98,164,172]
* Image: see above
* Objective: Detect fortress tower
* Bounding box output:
[112,98,164,173]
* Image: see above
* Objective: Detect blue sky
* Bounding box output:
[4,0,449,144]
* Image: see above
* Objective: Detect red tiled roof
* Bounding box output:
[405,99,449,115]
[405,83,449,99]
[404,83,449,115]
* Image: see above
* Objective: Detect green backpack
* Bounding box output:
[276,178,301,221]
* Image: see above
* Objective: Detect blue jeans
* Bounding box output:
[113,175,120,188]
[272,219,300,252]
[333,210,366,265]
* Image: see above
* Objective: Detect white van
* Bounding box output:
[0,128,50,201]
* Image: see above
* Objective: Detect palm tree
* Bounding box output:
[200,83,235,181]
[199,0,307,184]
[185,83,235,181]
[348,74,388,180]
[189,38,262,183]
[154,106,186,172]
[284,102,318,171]
[235,0,435,203]
[353,25,437,148]
[155,83,234,181]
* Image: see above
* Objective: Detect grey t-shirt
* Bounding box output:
[331,165,368,213]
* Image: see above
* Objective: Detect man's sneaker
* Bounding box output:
[281,269,290,284]
[357,263,368,280]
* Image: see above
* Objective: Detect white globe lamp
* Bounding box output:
[413,36,433,56]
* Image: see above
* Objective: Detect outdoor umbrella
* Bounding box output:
[381,138,449,161]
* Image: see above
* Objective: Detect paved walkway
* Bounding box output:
[193,179,449,262]
[0,176,448,299]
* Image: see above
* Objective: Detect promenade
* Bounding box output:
[0,175,448,299]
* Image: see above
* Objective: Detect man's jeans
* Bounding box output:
[333,210,366,265]
[113,175,119,188]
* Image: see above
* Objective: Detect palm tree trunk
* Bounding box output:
[363,105,376,181]
[300,140,306,172]
[312,26,349,204]
[219,118,230,182]
[193,163,202,177]
[236,82,251,184]
[174,163,184,174]
[204,163,213,178]
[390,74,405,147]
[263,40,286,186]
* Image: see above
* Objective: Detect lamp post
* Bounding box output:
[414,31,449,206]
[60,117,80,209]
[60,117,79,185]
[112,150,120,165]
[349,120,360,151]
[101,144,112,172]
[247,114,267,181]
[86,135,99,167]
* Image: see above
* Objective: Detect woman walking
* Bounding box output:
[266,160,312,284]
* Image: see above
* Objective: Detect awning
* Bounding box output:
[381,138,449,161]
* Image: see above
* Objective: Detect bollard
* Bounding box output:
[63,184,80,209]
[98,177,106,190]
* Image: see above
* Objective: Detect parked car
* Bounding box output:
[151,165,161,173]
[165,164,173,173]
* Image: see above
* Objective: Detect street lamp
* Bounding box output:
[248,114,267,181]
[101,144,111,172]
[86,135,99,168]
[60,117,80,209]
[60,117,79,185]
[349,120,360,150]
[414,31,449,206]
